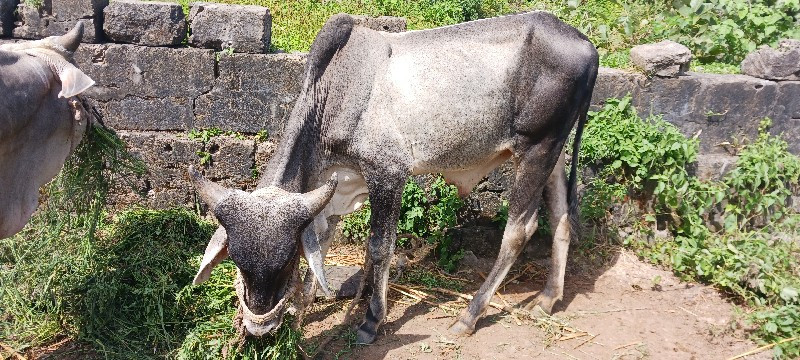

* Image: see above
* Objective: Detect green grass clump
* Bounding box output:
[1,207,304,359]
[398,267,465,292]
[655,0,800,65]
[0,120,302,358]
[207,0,664,65]
[207,0,799,69]
[176,259,303,360]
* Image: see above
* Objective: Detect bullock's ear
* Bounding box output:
[193,227,229,285]
[188,165,231,210]
[301,173,338,217]
[301,220,332,297]
[50,22,93,98]
[56,63,94,98]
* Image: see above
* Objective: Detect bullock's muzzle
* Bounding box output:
[235,268,300,336]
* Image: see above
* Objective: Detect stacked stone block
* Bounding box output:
[194,53,306,133]
[1,1,799,221]
[189,2,271,53]
[103,0,186,46]
[13,0,107,42]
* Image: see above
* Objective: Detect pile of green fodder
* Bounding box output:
[0,122,303,359]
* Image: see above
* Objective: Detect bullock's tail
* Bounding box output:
[567,93,593,244]
[567,44,598,244]
[567,108,586,243]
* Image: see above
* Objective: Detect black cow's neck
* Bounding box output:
[258,84,328,193]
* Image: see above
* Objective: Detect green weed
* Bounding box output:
[398,267,465,292]
[583,97,800,357]
[656,0,800,65]
[340,175,464,272]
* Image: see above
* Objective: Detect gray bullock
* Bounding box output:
[0,23,95,239]
[189,11,598,343]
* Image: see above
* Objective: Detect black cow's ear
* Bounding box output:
[55,64,94,98]
[193,227,229,284]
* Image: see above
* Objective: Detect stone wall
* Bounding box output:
[2,0,799,229]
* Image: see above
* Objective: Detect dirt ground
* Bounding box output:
[303,247,770,360]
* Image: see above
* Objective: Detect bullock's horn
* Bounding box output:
[188,165,230,210]
[53,22,84,53]
[301,173,338,216]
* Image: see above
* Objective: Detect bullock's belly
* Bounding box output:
[366,41,519,173]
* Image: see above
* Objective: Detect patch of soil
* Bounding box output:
[303,248,769,360]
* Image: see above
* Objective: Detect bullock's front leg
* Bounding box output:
[356,173,405,344]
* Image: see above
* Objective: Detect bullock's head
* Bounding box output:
[0,22,94,98]
[188,166,337,336]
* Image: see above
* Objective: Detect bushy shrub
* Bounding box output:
[656,0,800,64]
[341,176,464,271]
[582,97,800,357]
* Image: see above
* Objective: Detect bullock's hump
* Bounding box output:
[307,13,355,81]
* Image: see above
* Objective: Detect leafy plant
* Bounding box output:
[582,97,800,357]
[188,127,224,143]
[721,119,800,231]
[398,267,464,291]
[255,130,270,142]
[656,0,800,64]
[340,175,464,271]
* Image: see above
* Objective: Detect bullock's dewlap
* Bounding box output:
[188,166,338,334]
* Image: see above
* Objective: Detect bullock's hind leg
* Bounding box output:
[355,170,406,344]
[449,140,562,336]
[525,150,570,314]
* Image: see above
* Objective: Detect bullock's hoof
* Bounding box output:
[524,294,557,314]
[355,323,377,344]
[448,318,475,336]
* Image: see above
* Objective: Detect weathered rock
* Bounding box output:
[102,96,194,130]
[73,43,215,101]
[316,266,363,298]
[103,0,186,46]
[633,73,777,154]
[0,0,16,37]
[194,53,305,133]
[203,136,256,189]
[189,2,271,53]
[693,154,738,181]
[741,40,800,81]
[352,15,406,32]
[12,0,106,42]
[116,131,203,208]
[770,81,800,153]
[12,4,47,39]
[51,0,107,21]
[630,40,692,78]
[591,67,646,107]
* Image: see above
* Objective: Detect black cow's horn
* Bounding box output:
[53,22,84,53]
[301,173,338,216]
[188,165,230,210]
